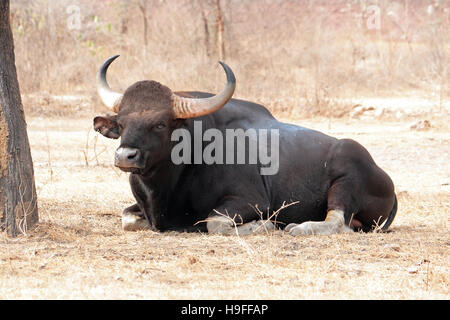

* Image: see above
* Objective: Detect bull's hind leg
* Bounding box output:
[122,203,150,231]
[285,175,357,236]
[285,209,353,235]
[286,139,395,236]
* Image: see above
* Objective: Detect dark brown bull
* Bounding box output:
[94,55,397,235]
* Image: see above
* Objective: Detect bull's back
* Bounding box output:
[199,93,339,223]
[185,92,349,225]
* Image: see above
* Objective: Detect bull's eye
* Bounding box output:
[155,122,166,130]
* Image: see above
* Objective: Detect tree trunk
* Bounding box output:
[215,0,225,61]
[0,0,38,236]
[138,0,149,58]
[199,0,211,58]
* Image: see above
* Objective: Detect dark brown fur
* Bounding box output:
[94,87,397,233]
[118,80,174,115]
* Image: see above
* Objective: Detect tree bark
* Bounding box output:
[199,0,211,58]
[0,0,38,236]
[138,0,149,58]
[215,0,225,61]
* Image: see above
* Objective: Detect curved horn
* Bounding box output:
[97,55,123,113]
[172,61,236,118]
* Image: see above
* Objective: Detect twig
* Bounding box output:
[252,201,300,233]
[44,129,54,182]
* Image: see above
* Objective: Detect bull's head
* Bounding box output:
[93,55,235,175]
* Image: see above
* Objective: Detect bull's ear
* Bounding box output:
[93,115,120,139]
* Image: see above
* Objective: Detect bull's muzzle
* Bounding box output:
[115,147,143,170]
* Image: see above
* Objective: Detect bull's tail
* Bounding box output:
[381,194,397,232]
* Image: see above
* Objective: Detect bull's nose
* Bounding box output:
[115,147,142,168]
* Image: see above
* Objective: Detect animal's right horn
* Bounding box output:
[97,55,123,113]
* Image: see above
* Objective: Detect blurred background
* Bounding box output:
[10,0,450,118]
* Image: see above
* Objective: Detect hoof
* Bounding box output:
[122,212,150,231]
[285,221,352,236]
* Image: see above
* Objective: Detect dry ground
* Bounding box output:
[0,109,449,299]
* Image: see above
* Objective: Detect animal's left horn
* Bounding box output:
[97,55,123,113]
[172,62,236,118]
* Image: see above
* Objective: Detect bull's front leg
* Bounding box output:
[125,174,168,232]
[207,216,275,235]
[205,196,274,235]
[122,203,150,231]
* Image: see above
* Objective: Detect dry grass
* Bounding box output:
[2,0,448,300]
[0,112,448,299]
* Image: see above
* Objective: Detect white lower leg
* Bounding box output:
[285,210,352,235]
[122,212,150,231]
[206,216,274,235]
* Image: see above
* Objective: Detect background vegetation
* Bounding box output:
[10,0,450,117]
